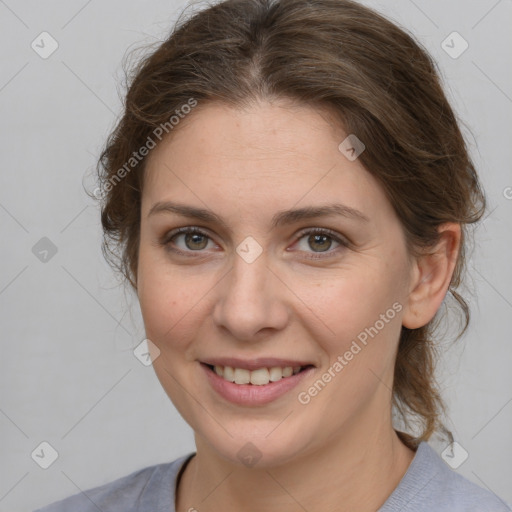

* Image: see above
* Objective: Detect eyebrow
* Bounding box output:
[147,201,369,228]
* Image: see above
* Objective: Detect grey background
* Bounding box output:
[0,1,511,510]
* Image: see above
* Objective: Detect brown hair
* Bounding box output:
[94,0,485,446]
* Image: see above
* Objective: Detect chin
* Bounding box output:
[194,418,317,470]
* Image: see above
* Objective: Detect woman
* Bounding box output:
[36,0,511,510]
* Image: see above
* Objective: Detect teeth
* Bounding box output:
[269,366,283,382]
[250,368,270,385]
[234,368,250,384]
[212,365,304,385]
[282,366,293,378]
[223,366,235,382]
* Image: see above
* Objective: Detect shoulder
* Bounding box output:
[379,442,511,512]
[33,453,194,512]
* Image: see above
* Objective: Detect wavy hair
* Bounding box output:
[93,0,485,447]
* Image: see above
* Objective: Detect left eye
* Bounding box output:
[168,229,216,251]
[293,229,346,255]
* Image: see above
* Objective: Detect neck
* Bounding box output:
[176,414,415,512]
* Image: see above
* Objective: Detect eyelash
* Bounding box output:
[160,226,350,260]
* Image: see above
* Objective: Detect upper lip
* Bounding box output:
[200,357,315,371]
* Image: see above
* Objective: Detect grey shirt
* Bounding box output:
[35,441,511,511]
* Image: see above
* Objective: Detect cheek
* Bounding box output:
[136,256,206,409]
[137,249,198,350]
[295,276,404,417]
[137,253,232,370]
[307,269,402,335]
[298,266,405,390]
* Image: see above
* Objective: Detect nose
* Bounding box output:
[212,250,290,341]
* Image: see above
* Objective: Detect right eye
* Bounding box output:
[161,227,219,256]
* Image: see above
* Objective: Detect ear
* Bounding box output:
[402,223,461,329]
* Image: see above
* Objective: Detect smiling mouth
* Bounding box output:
[203,363,314,386]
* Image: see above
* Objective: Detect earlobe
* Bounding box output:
[402,223,461,329]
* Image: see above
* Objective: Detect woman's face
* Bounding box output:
[137,99,415,467]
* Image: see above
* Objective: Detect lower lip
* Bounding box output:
[200,363,315,406]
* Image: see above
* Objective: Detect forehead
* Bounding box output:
[142,100,393,224]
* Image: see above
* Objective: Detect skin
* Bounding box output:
[136,98,460,512]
